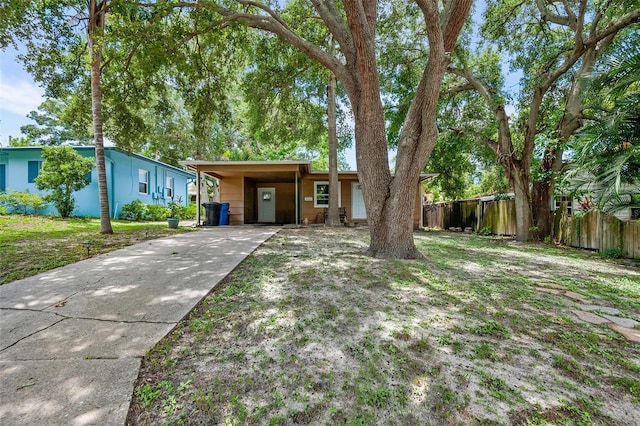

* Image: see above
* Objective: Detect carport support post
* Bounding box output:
[295,171,299,225]
[196,170,201,226]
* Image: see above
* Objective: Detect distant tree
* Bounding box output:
[35,146,94,218]
[8,136,33,147]
[21,98,92,145]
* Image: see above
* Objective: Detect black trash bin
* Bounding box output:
[202,202,221,226]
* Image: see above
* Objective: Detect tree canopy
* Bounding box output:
[447,0,640,240]
[12,1,638,251]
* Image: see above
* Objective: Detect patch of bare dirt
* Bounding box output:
[128,227,640,425]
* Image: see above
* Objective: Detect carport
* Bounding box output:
[180,160,310,226]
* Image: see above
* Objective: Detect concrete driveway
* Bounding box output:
[0,226,279,426]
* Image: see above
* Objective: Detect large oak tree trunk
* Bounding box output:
[351,87,405,257]
[493,103,531,242]
[531,181,552,239]
[531,145,563,239]
[342,0,470,258]
[355,110,421,258]
[511,167,532,241]
[89,0,113,234]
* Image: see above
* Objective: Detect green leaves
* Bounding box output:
[565,36,640,213]
[34,146,94,217]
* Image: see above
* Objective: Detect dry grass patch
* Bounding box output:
[128,227,640,425]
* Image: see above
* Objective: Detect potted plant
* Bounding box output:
[166,197,183,229]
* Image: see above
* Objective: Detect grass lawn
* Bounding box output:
[127,227,640,425]
[0,214,194,285]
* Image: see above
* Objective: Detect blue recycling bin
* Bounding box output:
[219,202,230,225]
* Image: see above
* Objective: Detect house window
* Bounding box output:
[138,169,149,194]
[314,181,341,208]
[555,196,572,216]
[28,161,42,183]
[165,176,174,198]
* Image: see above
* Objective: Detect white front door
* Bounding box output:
[257,187,276,223]
[351,182,367,219]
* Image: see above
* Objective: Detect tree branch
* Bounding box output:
[483,136,499,155]
[440,0,473,52]
[574,0,587,51]
[309,0,355,61]
[447,66,497,110]
[209,3,355,93]
[561,0,578,27]
[535,0,574,28]
[587,8,640,46]
[444,81,474,95]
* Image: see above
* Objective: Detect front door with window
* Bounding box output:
[351,182,367,219]
[257,187,276,223]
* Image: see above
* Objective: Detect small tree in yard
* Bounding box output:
[35,146,94,218]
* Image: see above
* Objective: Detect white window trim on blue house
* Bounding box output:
[165,176,174,199]
[138,169,149,194]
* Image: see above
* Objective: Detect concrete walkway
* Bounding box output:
[0,226,279,426]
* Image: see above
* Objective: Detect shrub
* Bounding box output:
[183,203,201,220]
[478,226,492,236]
[119,200,149,221]
[147,204,167,221]
[118,199,197,222]
[494,193,514,201]
[601,248,626,259]
[0,190,48,215]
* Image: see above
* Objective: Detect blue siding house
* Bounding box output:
[0,146,194,218]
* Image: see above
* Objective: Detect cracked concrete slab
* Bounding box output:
[0,358,141,426]
[0,226,279,426]
[0,318,175,361]
[0,309,63,351]
[42,259,233,322]
[0,270,106,311]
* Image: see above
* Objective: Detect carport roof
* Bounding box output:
[179,160,436,182]
[179,160,315,182]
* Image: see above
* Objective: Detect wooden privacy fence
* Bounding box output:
[424,200,639,258]
[554,208,640,258]
[423,199,516,235]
